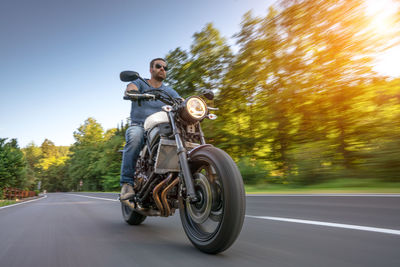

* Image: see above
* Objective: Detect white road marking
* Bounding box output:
[0,195,48,210]
[68,193,119,202]
[246,215,400,236]
[247,194,400,197]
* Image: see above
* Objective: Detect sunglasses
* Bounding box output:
[155,63,168,71]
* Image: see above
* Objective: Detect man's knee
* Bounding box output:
[124,126,144,151]
[126,126,144,140]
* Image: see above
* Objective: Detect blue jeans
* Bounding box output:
[120,125,145,186]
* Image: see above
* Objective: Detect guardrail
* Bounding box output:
[2,187,37,200]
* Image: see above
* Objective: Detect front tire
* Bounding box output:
[121,201,147,225]
[179,146,246,254]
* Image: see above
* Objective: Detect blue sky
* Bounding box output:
[0,0,275,147]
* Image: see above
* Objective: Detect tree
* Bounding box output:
[97,134,124,191]
[189,23,233,93]
[165,23,233,97]
[0,138,27,189]
[22,142,42,190]
[66,118,106,191]
[165,48,194,97]
[73,117,104,145]
[41,139,58,158]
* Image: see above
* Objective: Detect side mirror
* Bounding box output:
[120,71,140,82]
[201,89,214,100]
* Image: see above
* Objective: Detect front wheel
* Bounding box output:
[179,146,246,254]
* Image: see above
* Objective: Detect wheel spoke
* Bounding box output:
[209,212,222,222]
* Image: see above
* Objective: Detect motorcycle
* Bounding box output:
[119,71,245,254]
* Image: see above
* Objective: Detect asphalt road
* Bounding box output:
[1,193,400,267]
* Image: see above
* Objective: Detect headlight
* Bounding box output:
[187,97,207,119]
[180,97,208,122]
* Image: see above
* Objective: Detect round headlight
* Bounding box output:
[187,97,207,119]
[180,97,208,122]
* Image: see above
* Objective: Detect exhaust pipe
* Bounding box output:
[152,174,173,215]
[161,178,179,217]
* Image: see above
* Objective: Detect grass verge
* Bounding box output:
[0,200,17,207]
[246,179,400,194]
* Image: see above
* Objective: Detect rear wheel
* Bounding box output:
[179,146,245,254]
[121,201,147,225]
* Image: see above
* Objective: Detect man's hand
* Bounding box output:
[124,83,139,96]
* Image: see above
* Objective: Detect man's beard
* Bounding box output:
[154,73,165,82]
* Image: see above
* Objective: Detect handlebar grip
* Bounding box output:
[123,93,156,101]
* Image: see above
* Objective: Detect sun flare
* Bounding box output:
[365,0,400,77]
[365,0,398,35]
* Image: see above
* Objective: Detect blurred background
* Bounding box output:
[1,0,400,193]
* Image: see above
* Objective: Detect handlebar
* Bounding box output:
[123,93,156,101]
[123,89,176,106]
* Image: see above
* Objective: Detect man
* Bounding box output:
[120,58,181,200]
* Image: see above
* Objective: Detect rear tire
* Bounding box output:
[121,201,147,225]
[179,146,246,254]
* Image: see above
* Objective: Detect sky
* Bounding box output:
[0,0,398,148]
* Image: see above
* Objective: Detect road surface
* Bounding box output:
[1,193,399,267]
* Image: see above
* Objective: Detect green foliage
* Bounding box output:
[98,134,124,191]
[236,157,271,185]
[22,141,70,192]
[41,139,58,158]
[165,48,195,97]
[65,118,125,191]
[73,117,104,145]
[23,142,42,190]
[0,200,17,207]
[0,138,27,189]
[67,122,104,191]
[245,179,400,194]
[21,118,126,193]
[41,161,68,192]
[165,23,233,97]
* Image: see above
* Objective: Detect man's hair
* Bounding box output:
[150,58,166,68]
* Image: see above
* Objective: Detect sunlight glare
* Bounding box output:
[365,0,400,77]
[374,45,400,77]
[365,0,398,35]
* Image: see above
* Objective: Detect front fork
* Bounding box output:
[168,112,199,203]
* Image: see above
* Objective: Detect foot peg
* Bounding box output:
[120,192,136,201]
[121,199,136,210]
